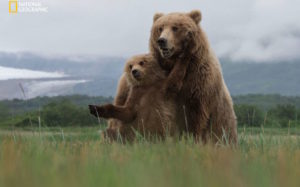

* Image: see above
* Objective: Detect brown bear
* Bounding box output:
[104,73,130,141]
[89,54,178,142]
[150,10,237,144]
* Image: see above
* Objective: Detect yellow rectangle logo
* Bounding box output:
[9,0,18,14]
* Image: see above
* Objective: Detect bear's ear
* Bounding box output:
[153,13,164,22]
[188,10,202,24]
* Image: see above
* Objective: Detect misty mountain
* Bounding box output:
[221,59,300,95]
[0,52,299,99]
[0,52,125,78]
[0,52,125,99]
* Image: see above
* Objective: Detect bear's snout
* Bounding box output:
[132,69,141,79]
[157,37,167,48]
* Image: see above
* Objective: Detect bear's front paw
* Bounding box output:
[89,104,107,118]
[89,104,99,117]
[89,104,115,119]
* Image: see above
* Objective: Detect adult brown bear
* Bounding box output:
[89,54,177,142]
[150,10,237,144]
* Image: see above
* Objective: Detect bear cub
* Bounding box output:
[89,54,177,142]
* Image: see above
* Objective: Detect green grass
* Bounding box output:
[0,127,300,187]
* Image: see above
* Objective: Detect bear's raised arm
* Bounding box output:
[89,104,136,123]
[163,58,190,95]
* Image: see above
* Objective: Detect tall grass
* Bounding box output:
[0,128,300,187]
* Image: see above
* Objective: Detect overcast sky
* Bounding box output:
[0,0,299,62]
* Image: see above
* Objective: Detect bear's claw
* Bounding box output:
[89,104,100,117]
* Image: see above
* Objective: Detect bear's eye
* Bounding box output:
[172,26,178,32]
[159,27,163,32]
[139,61,144,66]
[129,65,133,69]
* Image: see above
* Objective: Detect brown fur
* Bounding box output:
[89,54,177,142]
[104,74,130,141]
[150,10,237,144]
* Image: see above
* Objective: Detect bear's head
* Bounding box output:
[150,10,202,60]
[124,54,166,86]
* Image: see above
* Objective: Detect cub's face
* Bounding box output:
[151,10,201,59]
[125,54,164,86]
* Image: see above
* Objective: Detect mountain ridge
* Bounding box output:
[0,52,299,99]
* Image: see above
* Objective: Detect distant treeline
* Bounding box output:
[0,95,112,128]
[232,94,300,110]
[0,94,300,128]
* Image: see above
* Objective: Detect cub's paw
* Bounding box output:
[89,104,114,118]
[89,104,107,118]
[89,104,100,117]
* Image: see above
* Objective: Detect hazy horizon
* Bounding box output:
[1,0,300,99]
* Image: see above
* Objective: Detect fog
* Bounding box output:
[0,66,65,80]
[0,0,299,62]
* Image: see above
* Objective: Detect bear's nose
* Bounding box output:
[157,38,167,48]
[132,69,140,78]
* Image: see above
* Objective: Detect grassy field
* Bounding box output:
[0,127,300,187]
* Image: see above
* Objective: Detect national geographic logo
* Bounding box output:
[9,0,18,13]
[9,0,48,14]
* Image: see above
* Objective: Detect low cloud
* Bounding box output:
[0,66,65,80]
[24,80,88,98]
[0,0,299,62]
[213,0,300,62]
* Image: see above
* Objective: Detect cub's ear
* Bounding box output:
[188,10,202,24]
[153,13,164,22]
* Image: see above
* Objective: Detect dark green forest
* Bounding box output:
[0,94,300,128]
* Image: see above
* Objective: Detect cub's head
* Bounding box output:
[124,54,166,86]
[150,10,202,59]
